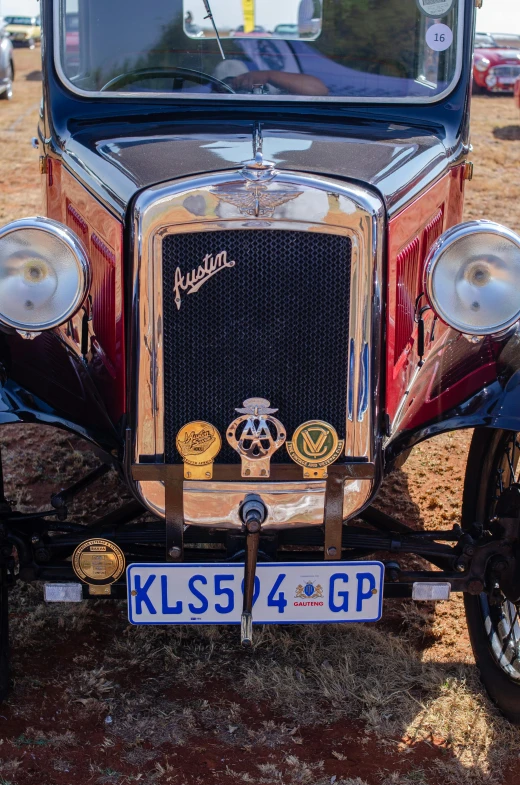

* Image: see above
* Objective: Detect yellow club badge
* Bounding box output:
[176,421,221,479]
[287,421,344,478]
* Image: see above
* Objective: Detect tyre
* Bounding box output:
[462,428,520,723]
[0,63,13,101]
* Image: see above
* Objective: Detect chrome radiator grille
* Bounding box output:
[492,65,520,77]
[162,230,352,463]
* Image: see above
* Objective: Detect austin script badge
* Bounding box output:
[173,250,235,310]
[226,398,286,478]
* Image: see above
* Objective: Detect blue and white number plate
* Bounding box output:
[127,561,384,625]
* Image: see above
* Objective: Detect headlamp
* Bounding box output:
[474,57,491,72]
[0,217,90,333]
[424,221,520,336]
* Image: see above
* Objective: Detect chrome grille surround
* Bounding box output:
[491,65,520,79]
[131,170,384,529]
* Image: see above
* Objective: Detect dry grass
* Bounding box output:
[464,93,520,232]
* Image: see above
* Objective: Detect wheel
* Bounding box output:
[462,428,520,723]
[0,62,13,101]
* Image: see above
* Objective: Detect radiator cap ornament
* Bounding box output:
[72,538,125,596]
[176,421,222,479]
[227,398,286,478]
[287,421,344,478]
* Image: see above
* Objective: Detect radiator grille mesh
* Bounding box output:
[162,230,351,463]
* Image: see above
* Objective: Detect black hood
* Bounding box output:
[61,119,452,220]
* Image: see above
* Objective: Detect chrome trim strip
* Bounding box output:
[53,0,465,106]
[132,170,384,527]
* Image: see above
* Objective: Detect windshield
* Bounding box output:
[474,34,497,49]
[57,0,463,102]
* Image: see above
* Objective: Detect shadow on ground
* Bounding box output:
[493,125,520,141]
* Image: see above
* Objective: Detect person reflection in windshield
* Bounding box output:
[224,0,328,96]
[229,69,328,96]
[185,10,201,36]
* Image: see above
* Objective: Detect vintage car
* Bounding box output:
[473,33,520,93]
[3,15,41,49]
[1,0,520,724]
[0,18,14,100]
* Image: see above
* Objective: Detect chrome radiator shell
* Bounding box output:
[131,170,384,528]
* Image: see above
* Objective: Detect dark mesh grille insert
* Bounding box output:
[162,230,351,463]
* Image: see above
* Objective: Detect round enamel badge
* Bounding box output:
[287,421,344,478]
[176,421,221,479]
[72,538,125,588]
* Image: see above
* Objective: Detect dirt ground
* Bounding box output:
[0,48,520,785]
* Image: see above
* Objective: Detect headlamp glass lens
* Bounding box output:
[430,230,520,334]
[0,225,88,330]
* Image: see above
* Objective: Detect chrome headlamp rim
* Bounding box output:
[424,220,520,337]
[0,216,91,332]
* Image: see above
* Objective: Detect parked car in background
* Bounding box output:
[0,17,14,100]
[231,25,268,37]
[490,33,520,49]
[4,15,41,48]
[64,13,80,75]
[473,33,520,93]
[474,32,498,47]
[273,23,298,37]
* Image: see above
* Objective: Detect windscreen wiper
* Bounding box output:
[202,0,226,60]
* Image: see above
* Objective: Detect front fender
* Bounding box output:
[385,327,520,462]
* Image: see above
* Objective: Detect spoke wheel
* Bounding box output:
[463,428,520,721]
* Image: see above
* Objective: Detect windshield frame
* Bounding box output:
[52,0,466,105]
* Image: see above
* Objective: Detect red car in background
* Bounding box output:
[64,13,79,74]
[473,32,520,94]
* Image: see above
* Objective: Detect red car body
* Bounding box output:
[473,44,520,93]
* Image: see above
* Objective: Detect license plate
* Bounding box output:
[127,561,384,625]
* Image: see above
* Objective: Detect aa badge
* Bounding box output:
[287,420,344,478]
[176,421,221,479]
[72,538,125,596]
[227,398,286,478]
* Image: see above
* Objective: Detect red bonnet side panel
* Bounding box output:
[46,161,125,424]
[386,167,466,425]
